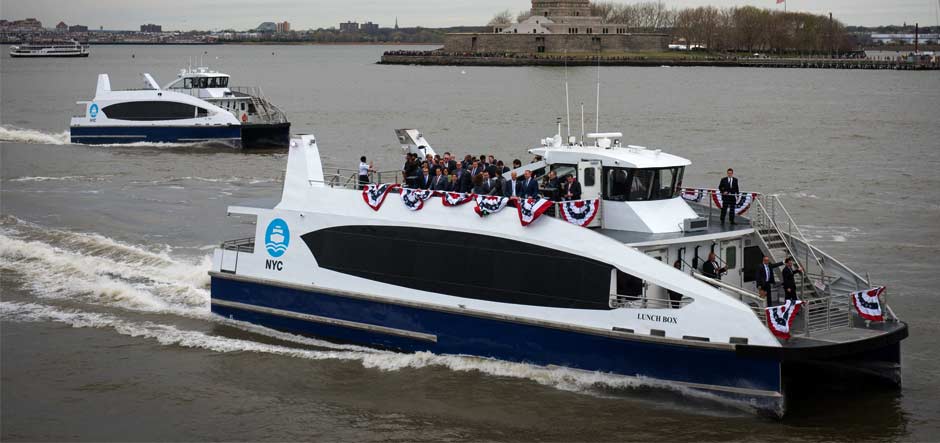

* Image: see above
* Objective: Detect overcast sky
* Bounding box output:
[2,0,938,30]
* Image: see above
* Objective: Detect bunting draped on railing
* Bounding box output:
[765,299,803,340]
[851,286,885,322]
[362,183,400,211]
[442,192,473,207]
[474,195,510,217]
[401,188,434,211]
[681,187,759,216]
[559,199,600,227]
[361,186,591,228]
[516,198,553,226]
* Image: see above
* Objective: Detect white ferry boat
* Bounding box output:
[208,126,908,417]
[9,40,89,57]
[70,67,289,148]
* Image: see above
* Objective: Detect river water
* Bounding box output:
[1,44,939,441]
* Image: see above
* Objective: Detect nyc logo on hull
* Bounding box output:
[264,218,289,271]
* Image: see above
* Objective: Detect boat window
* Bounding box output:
[615,269,644,297]
[218,77,229,87]
[101,101,199,121]
[208,77,218,88]
[196,107,209,117]
[248,103,257,114]
[551,164,576,179]
[603,167,685,201]
[197,77,209,88]
[183,78,194,89]
[240,102,246,111]
[583,167,596,187]
[303,225,615,310]
[725,246,737,268]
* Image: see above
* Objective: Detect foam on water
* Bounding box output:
[0,126,70,145]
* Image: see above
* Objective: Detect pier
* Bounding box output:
[380,51,940,70]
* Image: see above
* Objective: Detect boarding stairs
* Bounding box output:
[752,195,858,333]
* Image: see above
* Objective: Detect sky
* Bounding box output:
[2,0,938,30]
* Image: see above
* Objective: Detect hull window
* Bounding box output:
[102,101,198,121]
[302,225,615,310]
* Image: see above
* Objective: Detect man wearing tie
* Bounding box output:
[564,175,582,200]
[431,168,447,191]
[756,255,784,306]
[504,171,522,198]
[718,168,740,225]
[454,162,470,193]
[522,170,539,199]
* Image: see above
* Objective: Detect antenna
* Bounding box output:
[595,54,601,142]
[564,50,571,141]
[580,102,585,143]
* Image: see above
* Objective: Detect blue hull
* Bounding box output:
[70,125,241,147]
[210,275,784,414]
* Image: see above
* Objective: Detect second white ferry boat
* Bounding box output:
[208,125,908,417]
[9,40,90,57]
[70,67,290,148]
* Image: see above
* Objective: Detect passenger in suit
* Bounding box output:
[781,257,803,301]
[469,161,484,179]
[544,171,561,201]
[445,174,457,192]
[415,166,431,189]
[522,170,539,198]
[756,255,784,306]
[503,172,522,198]
[702,252,727,281]
[431,168,448,191]
[718,168,740,225]
[454,163,470,193]
[489,174,506,196]
[564,175,582,200]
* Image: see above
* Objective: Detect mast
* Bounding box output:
[564,50,571,141]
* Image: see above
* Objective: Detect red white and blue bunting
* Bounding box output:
[711,191,759,216]
[400,188,435,211]
[362,183,400,211]
[851,286,885,322]
[559,199,600,227]
[765,300,803,340]
[681,188,706,203]
[516,198,553,226]
[442,192,473,207]
[474,195,510,217]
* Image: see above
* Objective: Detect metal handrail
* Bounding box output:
[692,271,765,308]
[768,194,827,279]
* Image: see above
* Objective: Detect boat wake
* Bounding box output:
[0,126,70,145]
[0,216,751,414]
[0,125,234,149]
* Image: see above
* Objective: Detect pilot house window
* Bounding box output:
[604,167,684,201]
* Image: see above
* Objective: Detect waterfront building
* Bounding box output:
[55,21,68,32]
[140,23,162,32]
[443,0,667,53]
[69,25,89,32]
[276,21,291,33]
[360,22,379,34]
[340,21,359,33]
[256,22,277,33]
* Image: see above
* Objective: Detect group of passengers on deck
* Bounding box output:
[367,152,584,201]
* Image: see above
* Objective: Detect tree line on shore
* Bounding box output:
[491,1,857,54]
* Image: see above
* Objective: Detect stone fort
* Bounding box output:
[443,0,668,54]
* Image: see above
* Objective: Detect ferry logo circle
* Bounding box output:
[265,218,290,258]
[89,103,99,118]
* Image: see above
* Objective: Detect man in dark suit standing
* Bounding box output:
[431,168,448,191]
[756,255,784,306]
[564,175,582,200]
[718,168,740,225]
[454,162,470,193]
[522,170,539,199]
[702,252,727,281]
[781,257,803,301]
[503,172,522,198]
[470,161,484,179]
[415,166,431,189]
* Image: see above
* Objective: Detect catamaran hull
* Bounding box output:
[70,125,242,147]
[210,273,787,416]
[10,52,90,58]
[241,122,291,149]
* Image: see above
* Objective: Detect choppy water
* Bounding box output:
[2,44,939,441]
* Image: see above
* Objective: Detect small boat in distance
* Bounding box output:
[10,40,89,58]
[70,66,290,148]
